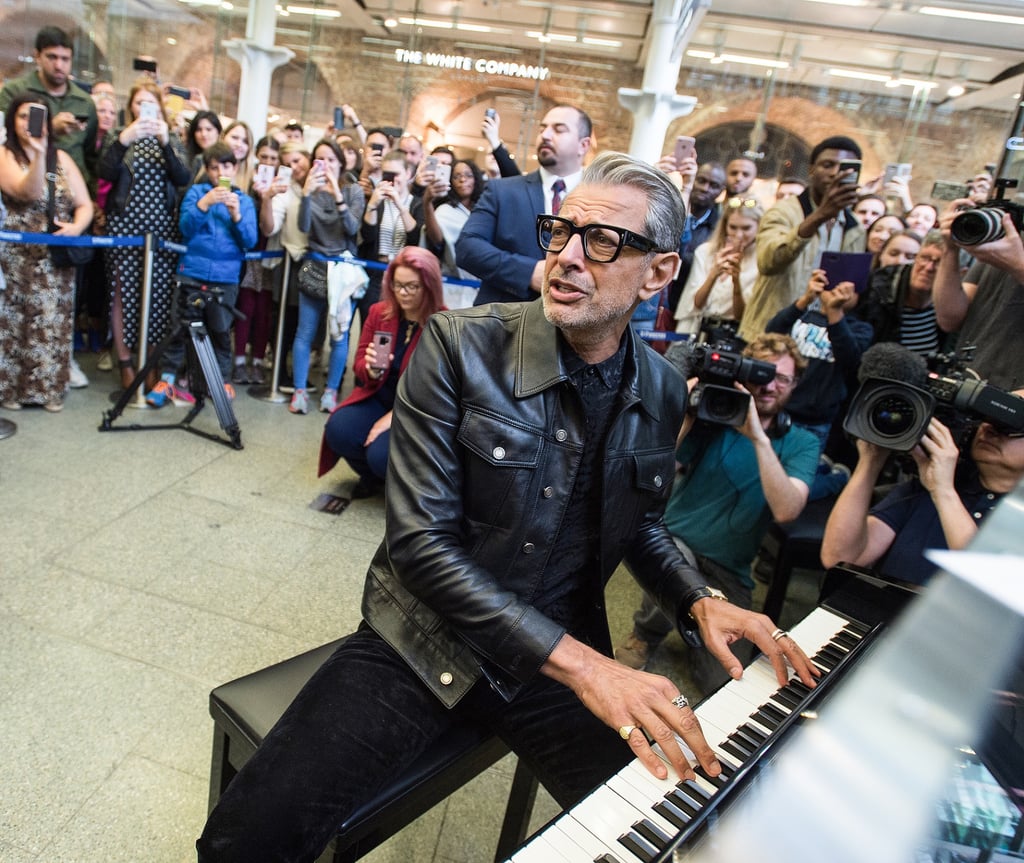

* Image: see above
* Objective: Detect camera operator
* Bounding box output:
[932,191,1024,389]
[615,333,819,693]
[821,397,1024,586]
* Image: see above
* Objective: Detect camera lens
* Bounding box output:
[951,207,1005,246]
[868,395,918,438]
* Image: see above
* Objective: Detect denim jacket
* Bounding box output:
[362,299,704,707]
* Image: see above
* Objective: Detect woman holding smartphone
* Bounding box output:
[288,137,365,414]
[317,247,444,498]
[98,81,191,389]
[0,96,93,411]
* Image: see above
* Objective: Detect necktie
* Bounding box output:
[551,179,566,215]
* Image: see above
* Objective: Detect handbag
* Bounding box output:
[46,148,94,268]
[650,287,674,356]
[297,258,328,300]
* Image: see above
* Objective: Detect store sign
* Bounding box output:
[394,49,550,81]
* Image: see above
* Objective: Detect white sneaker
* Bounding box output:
[319,388,337,413]
[289,389,309,415]
[68,357,89,388]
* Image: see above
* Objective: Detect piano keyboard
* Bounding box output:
[506,605,875,863]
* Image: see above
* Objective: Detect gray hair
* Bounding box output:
[921,229,944,250]
[580,151,686,253]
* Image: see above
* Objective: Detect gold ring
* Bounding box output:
[771,628,788,642]
[618,724,637,740]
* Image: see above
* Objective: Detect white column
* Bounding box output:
[618,0,709,164]
[223,0,293,141]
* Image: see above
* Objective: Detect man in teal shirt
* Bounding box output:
[0,26,98,182]
[616,333,819,692]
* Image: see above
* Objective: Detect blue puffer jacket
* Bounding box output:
[177,182,258,284]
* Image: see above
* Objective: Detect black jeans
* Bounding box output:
[197,626,632,863]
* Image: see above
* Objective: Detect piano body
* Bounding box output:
[507,481,1024,863]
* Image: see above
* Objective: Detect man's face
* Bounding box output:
[690,165,726,213]
[854,198,886,230]
[398,136,423,167]
[968,174,992,204]
[809,148,859,201]
[284,127,304,143]
[746,353,797,420]
[536,106,591,175]
[35,45,72,91]
[908,243,942,293]
[431,150,454,167]
[542,184,668,340]
[725,159,756,196]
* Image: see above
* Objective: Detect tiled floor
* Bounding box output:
[0,349,819,863]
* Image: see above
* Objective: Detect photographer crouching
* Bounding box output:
[822,360,1024,585]
[933,178,1024,389]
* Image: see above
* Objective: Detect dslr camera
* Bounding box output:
[844,353,1024,453]
[687,344,776,427]
[950,178,1024,246]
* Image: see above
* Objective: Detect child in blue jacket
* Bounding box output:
[148,142,258,407]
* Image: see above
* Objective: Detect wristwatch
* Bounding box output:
[683,586,728,622]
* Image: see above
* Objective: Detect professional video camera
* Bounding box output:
[687,344,776,427]
[950,178,1024,246]
[843,344,1024,452]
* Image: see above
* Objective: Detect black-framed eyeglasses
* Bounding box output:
[536,214,662,263]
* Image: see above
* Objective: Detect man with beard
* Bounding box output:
[615,333,819,694]
[0,26,98,182]
[667,161,726,312]
[197,153,816,862]
[457,104,592,305]
[724,156,758,198]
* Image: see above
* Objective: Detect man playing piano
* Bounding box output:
[197,152,817,863]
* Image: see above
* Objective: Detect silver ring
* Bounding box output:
[618,724,637,740]
[671,694,689,710]
[771,628,788,642]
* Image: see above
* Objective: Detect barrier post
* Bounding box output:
[250,254,290,404]
[126,231,156,409]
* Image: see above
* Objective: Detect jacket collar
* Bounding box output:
[514,299,663,421]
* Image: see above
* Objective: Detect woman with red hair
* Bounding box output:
[318,246,445,498]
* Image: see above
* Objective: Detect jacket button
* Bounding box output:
[543,487,553,498]
[654,475,663,488]
[440,672,453,686]
[555,429,568,442]
[493,446,506,460]
[522,542,535,554]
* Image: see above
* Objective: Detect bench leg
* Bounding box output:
[493,757,539,862]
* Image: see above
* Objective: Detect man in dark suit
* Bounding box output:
[456,104,592,305]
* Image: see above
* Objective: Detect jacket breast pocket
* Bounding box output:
[457,410,543,532]
[632,448,676,500]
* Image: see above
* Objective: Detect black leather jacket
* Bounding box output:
[362,300,705,708]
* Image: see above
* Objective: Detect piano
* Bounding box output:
[506,519,1024,863]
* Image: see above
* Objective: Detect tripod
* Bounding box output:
[100,283,244,450]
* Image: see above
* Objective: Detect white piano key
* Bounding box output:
[606,772,680,837]
[700,685,774,738]
[560,801,646,863]
[511,830,577,862]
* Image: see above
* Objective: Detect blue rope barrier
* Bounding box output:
[0,230,144,247]
[305,250,481,291]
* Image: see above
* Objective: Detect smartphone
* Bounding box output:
[674,135,696,165]
[313,159,325,173]
[425,155,438,172]
[370,331,393,370]
[381,170,397,184]
[931,180,970,201]
[434,163,451,185]
[27,104,46,138]
[132,57,158,74]
[276,165,293,184]
[333,106,344,130]
[883,162,912,185]
[484,108,497,120]
[838,159,862,185]
[370,142,385,153]
[819,251,874,294]
[218,176,232,190]
[256,164,275,186]
[167,84,191,100]
[139,101,158,121]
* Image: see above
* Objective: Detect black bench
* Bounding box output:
[208,636,539,862]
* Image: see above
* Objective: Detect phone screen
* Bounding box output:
[218,176,232,190]
[276,165,293,184]
[333,107,344,129]
[371,332,393,370]
[838,159,862,184]
[256,164,275,186]
[931,181,969,201]
[381,170,398,184]
[139,101,159,121]
[133,57,158,73]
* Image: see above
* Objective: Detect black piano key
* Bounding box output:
[819,645,846,666]
[772,686,802,709]
[810,652,837,672]
[681,778,713,803]
[633,818,672,851]
[738,722,768,744]
[720,738,749,762]
[788,679,812,697]
[758,702,788,724]
[843,619,871,637]
[833,631,860,650]
[595,854,625,863]
[725,731,755,756]
[695,764,728,790]
[653,800,690,830]
[618,831,657,862]
[666,789,701,818]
